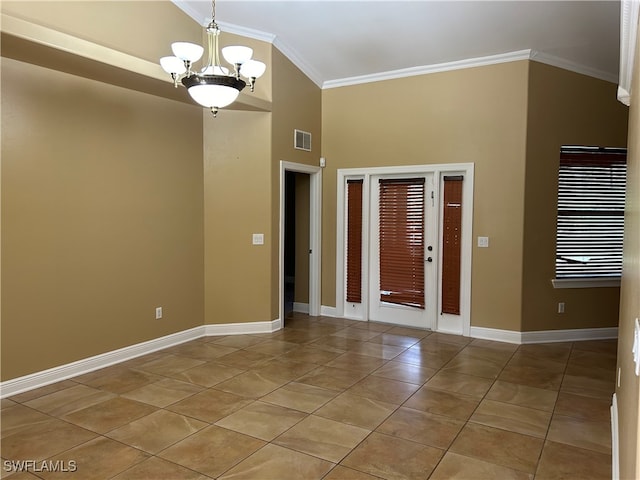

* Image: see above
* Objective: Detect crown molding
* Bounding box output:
[530,51,619,84]
[323,50,533,89]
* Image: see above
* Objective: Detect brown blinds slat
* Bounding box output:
[379,178,425,309]
[442,176,463,315]
[346,180,363,303]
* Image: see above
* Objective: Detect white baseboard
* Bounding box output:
[470,326,618,344]
[0,319,281,399]
[293,302,309,314]
[611,393,619,480]
[320,305,338,317]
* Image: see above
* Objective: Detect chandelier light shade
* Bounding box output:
[160,0,266,117]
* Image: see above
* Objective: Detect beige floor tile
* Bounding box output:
[111,457,210,480]
[485,380,558,412]
[568,349,617,370]
[561,372,615,399]
[323,465,385,479]
[331,327,382,341]
[440,355,505,379]
[107,409,207,454]
[554,392,612,422]
[385,326,433,340]
[121,378,202,407]
[376,406,465,449]
[8,380,78,403]
[279,345,344,364]
[425,370,493,398]
[349,342,407,360]
[404,386,479,420]
[469,338,519,352]
[1,416,97,462]
[449,423,544,474]
[350,321,395,333]
[498,364,564,390]
[565,362,615,382]
[341,431,443,480]
[167,388,253,423]
[244,339,300,356]
[159,425,265,478]
[346,376,420,405]
[135,355,206,376]
[310,335,365,351]
[572,339,617,355]
[1,404,55,439]
[76,369,162,395]
[0,398,17,410]
[326,353,387,374]
[215,350,274,369]
[547,414,611,454]
[166,342,238,361]
[366,333,422,348]
[170,361,246,387]
[469,399,552,438]
[214,370,289,398]
[507,353,568,373]
[261,382,339,413]
[315,392,397,429]
[515,343,572,363]
[252,358,319,381]
[393,347,458,370]
[296,366,368,390]
[274,415,370,462]
[63,397,157,434]
[429,452,533,480]
[215,401,307,441]
[535,440,612,480]
[218,443,334,480]
[209,335,267,348]
[454,344,515,363]
[38,436,149,480]
[371,361,437,384]
[24,384,116,417]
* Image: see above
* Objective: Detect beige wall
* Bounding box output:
[617,29,640,480]
[321,61,530,331]
[522,63,628,331]
[270,48,322,319]
[1,58,204,380]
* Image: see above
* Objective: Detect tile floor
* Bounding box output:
[1,314,616,479]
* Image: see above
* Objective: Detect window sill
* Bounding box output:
[552,278,621,289]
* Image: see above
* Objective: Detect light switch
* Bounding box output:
[252,233,264,245]
[477,236,489,248]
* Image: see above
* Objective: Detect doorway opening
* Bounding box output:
[279,161,322,325]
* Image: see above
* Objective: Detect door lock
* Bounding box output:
[427,257,433,262]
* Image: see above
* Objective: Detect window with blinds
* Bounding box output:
[442,176,463,314]
[379,178,425,309]
[346,179,363,303]
[555,147,627,279]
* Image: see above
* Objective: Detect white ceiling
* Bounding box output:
[173,1,621,88]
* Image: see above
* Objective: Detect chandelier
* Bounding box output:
[160,0,266,117]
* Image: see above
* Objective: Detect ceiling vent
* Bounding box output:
[294,129,312,152]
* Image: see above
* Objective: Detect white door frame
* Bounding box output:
[336,163,474,336]
[279,161,322,322]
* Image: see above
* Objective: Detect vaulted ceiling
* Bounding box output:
[174,0,621,88]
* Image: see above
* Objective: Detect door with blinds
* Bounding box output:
[369,174,437,328]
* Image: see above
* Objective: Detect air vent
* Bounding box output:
[294,129,312,152]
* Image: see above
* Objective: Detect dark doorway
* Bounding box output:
[284,171,311,319]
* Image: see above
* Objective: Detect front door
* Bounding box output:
[369,174,437,328]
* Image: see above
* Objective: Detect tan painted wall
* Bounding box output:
[1,58,204,380]
[522,63,628,331]
[203,110,272,324]
[270,48,322,319]
[617,30,640,480]
[322,61,530,331]
[2,1,200,63]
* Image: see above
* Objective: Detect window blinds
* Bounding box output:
[556,148,627,278]
[346,179,363,303]
[379,178,425,309]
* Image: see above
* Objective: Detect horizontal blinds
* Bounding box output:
[556,148,627,278]
[442,176,463,315]
[379,178,425,309]
[346,179,363,303]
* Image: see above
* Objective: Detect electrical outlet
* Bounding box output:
[558,302,565,314]
[155,307,163,320]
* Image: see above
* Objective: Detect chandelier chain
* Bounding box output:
[211,0,216,24]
